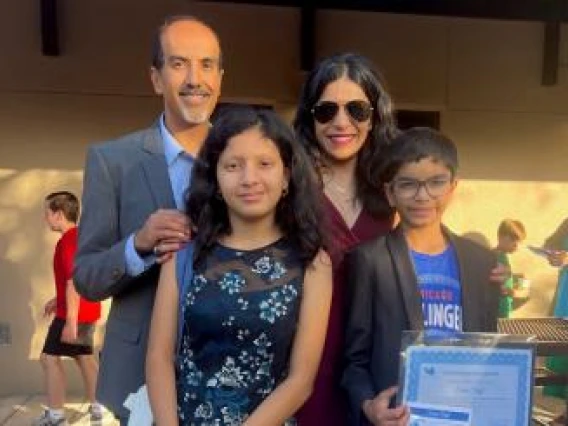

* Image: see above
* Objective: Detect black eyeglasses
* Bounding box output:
[390,176,453,200]
[311,100,373,124]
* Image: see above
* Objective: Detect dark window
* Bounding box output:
[396,110,440,130]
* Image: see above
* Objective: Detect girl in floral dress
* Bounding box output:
[146,107,332,426]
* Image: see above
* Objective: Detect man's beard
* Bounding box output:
[180,105,210,125]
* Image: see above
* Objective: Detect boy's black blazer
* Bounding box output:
[341,225,500,425]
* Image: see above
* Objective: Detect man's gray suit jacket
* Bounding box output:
[74,122,176,419]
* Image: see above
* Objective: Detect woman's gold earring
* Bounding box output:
[282,187,289,197]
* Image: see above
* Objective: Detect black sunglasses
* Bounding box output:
[311,100,374,124]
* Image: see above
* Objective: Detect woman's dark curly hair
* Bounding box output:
[187,106,326,268]
[293,52,399,218]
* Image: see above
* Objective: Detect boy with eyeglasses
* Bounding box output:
[341,127,500,426]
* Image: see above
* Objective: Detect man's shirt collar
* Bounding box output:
[159,114,185,165]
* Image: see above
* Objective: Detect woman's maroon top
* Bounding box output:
[296,195,393,425]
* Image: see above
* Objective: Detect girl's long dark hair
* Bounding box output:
[294,52,399,218]
[187,106,326,267]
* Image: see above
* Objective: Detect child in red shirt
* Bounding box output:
[34,192,103,426]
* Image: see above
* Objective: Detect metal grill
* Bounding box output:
[498,318,568,342]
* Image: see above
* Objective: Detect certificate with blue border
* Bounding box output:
[400,332,534,426]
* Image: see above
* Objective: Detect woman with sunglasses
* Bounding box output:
[293,53,399,426]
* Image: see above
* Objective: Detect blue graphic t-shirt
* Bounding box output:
[411,245,462,336]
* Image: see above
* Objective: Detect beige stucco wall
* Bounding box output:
[0,1,567,395]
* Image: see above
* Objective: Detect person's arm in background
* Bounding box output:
[59,230,79,343]
[544,218,568,268]
[43,297,57,317]
[489,262,512,287]
[146,255,179,426]
[485,251,501,332]
[61,279,80,343]
[244,250,332,426]
[74,145,190,301]
[547,251,568,268]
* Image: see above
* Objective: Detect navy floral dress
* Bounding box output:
[176,238,304,426]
